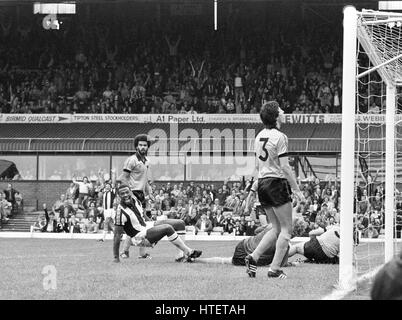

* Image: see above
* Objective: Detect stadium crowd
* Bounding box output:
[0,7,344,115]
[29,169,347,238]
[0,183,23,229]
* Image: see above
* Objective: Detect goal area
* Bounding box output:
[340,6,402,292]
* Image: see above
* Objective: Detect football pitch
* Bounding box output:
[0,238,372,300]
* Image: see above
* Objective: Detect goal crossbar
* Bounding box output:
[357,53,402,79]
[361,17,402,26]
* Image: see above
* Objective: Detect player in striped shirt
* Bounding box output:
[98,169,117,242]
[245,101,305,279]
[112,185,202,263]
[119,134,154,258]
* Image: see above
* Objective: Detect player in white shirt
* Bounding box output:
[98,169,117,242]
[288,225,340,264]
[245,101,305,279]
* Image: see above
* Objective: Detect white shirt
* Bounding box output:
[123,153,150,191]
[250,180,260,205]
[234,77,243,88]
[254,128,288,179]
[317,225,340,258]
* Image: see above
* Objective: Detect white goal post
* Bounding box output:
[340,6,402,291]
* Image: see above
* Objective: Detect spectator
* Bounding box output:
[212,209,225,228]
[245,220,258,236]
[396,209,402,239]
[184,207,199,226]
[52,194,66,218]
[3,183,19,214]
[86,201,100,219]
[42,203,57,233]
[69,215,81,233]
[363,224,379,239]
[195,213,213,235]
[31,213,47,232]
[223,215,235,234]
[0,191,12,221]
[85,216,99,233]
[56,217,69,233]
[234,220,246,236]
[73,176,93,209]
[211,198,222,214]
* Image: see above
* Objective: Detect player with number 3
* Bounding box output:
[245,101,305,279]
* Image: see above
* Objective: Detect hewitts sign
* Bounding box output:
[284,114,326,124]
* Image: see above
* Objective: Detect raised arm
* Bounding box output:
[111,168,117,187]
[118,171,131,186]
[43,203,49,222]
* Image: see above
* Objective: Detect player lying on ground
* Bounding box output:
[112,185,202,263]
[288,224,340,264]
[120,218,190,262]
[194,224,290,267]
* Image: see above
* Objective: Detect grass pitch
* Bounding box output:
[0,238,379,300]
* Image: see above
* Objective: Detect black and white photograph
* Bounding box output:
[0,0,402,306]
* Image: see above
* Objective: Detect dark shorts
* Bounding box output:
[104,217,114,231]
[258,177,292,208]
[146,224,173,244]
[132,190,146,208]
[231,240,275,266]
[155,219,186,233]
[303,237,337,264]
[145,219,186,245]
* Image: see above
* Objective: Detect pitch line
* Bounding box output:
[321,265,384,300]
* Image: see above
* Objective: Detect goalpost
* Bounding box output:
[340,6,402,291]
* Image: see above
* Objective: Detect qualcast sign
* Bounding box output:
[0,113,401,124]
[0,114,70,123]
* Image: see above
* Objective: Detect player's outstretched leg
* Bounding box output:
[147,224,202,262]
[138,247,151,259]
[121,235,132,259]
[245,207,280,277]
[113,226,124,263]
[155,219,186,262]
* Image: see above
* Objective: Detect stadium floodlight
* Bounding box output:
[34,2,76,15]
[34,2,75,30]
[214,0,218,31]
[340,6,402,293]
[42,14,60,30]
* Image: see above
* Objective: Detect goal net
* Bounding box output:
[340,7,402,293]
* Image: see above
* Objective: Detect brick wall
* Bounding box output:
[0,181,72,210]
[0,180,232,210]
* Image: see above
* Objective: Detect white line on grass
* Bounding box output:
[321,265,384,300]
[1,253,99,260]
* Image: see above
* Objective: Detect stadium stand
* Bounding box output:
[0,2,343,115]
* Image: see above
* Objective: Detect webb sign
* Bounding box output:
[0,113,397,124]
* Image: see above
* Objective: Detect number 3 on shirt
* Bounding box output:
[259,138,269,161]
